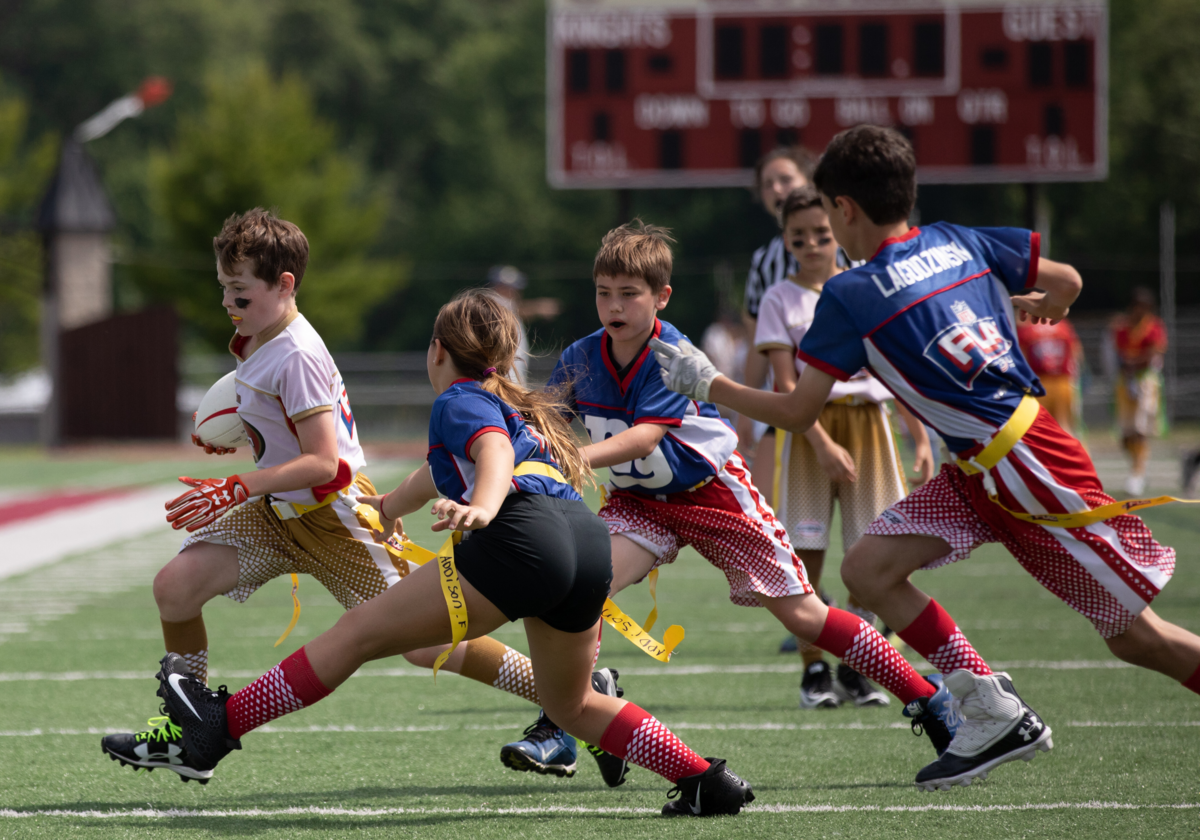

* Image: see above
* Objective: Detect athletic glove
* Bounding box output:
[166,475,250,532]
[649,337,721,402]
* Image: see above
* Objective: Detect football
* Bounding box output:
[194,371,249,449]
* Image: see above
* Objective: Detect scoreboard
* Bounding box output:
[547,1,1107,188]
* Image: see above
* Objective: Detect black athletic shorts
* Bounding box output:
[453,493,612,633]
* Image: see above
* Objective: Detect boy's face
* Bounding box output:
[218,260,295,337]
[595,273,671,346]
[783,206,839,273]
[819,193,859,260]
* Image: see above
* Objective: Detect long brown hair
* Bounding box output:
[432,289,592,490]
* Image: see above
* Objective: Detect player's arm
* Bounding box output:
[770,347,856,482]
[357,462,439,539]
[1012,258,1082,325]
[893,400,934,485]
[582,423,669,470]
[431,432,515,532]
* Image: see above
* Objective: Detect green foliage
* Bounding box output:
[0,87,57,376]
[142,64,404,350]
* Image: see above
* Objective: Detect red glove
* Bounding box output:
[166,475,250,532]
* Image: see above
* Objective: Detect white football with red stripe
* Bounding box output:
[194,371,249,448]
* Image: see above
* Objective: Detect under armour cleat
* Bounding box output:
[155,653,241,773]
[662,758,755,817]
[914,669,1052,792]
[101,709,213,783]
[799,661,841,709]
[586,668,629,787]
[834,664,890,707]
[903,674,956,756]
[500,712,578,777]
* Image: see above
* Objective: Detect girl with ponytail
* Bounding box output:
[153,288,754,818]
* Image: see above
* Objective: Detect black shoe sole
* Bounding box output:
[102,743,212,783]
[915,701,1053,792]
[499,746,577,778]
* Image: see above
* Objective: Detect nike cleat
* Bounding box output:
[587,668,630,787]
[101,710,214,783]
[662,758,755,817]
[834,664,890,707]
[799,661,841,709]
[500,712,578,777]
[903,674,956,756]
[155,653,241,773]
[914,669,1052,792]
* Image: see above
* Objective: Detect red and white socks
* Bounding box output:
[599,703,709,783]
[898,599,992,677]
[226,647,331,739]
[815,607,934,705]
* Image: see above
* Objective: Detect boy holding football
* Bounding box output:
[102,209,581,782]
[652,126,1200,792]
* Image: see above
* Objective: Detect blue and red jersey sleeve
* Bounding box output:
[966,226,1040,293]
[796,293,867,382]
[629,363,688,427]
[430,390,509,463]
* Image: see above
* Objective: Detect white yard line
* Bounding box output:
[0,484,179,581]
[1,802,1197,819]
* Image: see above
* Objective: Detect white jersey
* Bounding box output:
[230,311,366,505]
[755,278,891,404]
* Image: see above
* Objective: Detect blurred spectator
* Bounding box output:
[1110,287,1167,495]
[1016,317,1084,438]
[487,265,561,385]
[739,147,816,503]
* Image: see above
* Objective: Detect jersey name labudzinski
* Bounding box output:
[872,241,974,298]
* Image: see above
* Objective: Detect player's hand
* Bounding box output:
[650,338,721,402]
[814,440,857,483]
[165,475,250,532]
[190,413,236,455]
[912,440,935,487]
[430,499,492,532]
[355,494,403,543]
[1012,289,1069,325]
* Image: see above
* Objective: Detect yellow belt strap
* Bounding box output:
[512,461,569,484]
[956,395,1199,527]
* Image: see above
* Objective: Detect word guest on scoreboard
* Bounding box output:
[547,0,1106,188]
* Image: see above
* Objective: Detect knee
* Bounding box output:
[840,544,879,597]
[153,558,190,611]
[1105,624,1167,666]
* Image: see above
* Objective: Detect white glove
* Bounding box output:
[649,337,720,402]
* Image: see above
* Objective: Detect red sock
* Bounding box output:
[598,703,709,783]
[898,599,992,676]
[814,607,934,705]
[226,647,332,739]
[1183,663,1200,696]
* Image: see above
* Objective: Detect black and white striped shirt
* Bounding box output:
[744,235,798,320]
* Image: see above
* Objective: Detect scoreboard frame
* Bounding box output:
[547,0,1108,189]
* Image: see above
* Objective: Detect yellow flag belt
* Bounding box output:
[956,395,1198,528]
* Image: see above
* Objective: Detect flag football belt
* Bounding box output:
[956,395,1198,528]
[390,536,684,664]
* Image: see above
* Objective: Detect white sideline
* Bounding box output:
[0,484,179,580]
[0,660,1137,682]
[4,720,1198,738]
[2,802,1197,819]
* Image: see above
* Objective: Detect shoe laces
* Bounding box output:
[135,715,182,744]
[943,695,967,730]
[521,715,561,743]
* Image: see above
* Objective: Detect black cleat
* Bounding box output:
[914,670,1052,791]
[662,758,755,817]
[155,653,241,773]
[101,709,214,783]
[834,663,890,707]
[799,661,841,709]
[587,668,630,787]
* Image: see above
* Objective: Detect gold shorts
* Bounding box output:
[773,401,907,551]
[1036,375,1076,431]
[182,474,411,609]
[1115,371,1161,438]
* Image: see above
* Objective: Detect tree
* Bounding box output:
[141,64,403,350]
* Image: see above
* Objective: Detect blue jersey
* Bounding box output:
[427,379,580,504]
[798,222,1042,455]
[551,319,737,497]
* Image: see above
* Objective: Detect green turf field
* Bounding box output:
[2,461,1198,838]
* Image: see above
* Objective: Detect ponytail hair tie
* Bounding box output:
[482,367,498,377]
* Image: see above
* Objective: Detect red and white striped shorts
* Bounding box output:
[864,408,1175,638]
[601,453,812,607]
